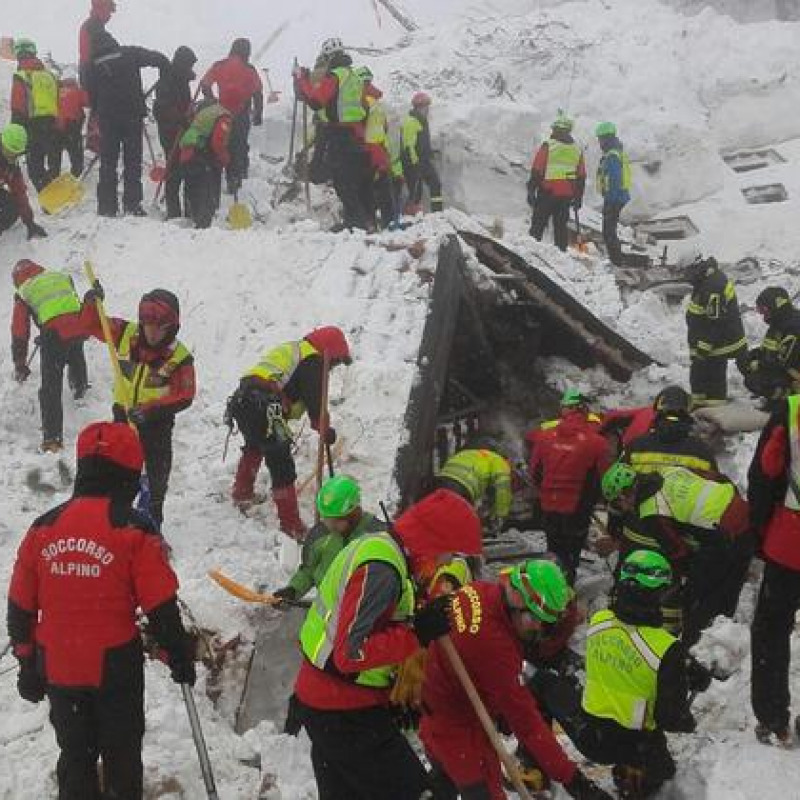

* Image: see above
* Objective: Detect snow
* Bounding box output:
[2,0,800,798]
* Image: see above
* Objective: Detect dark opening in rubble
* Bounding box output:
[723,148,786,173]
[742,183,789,204]
[634,216,700,241]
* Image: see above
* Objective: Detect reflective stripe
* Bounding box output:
[544,139,582,181]
[402,115,423,165]
[331,67,366,123]
[16,68,58,118]
[18,272,81,325]
[629,452,713,473]
[786,395,800,511]
[243,340,318,390]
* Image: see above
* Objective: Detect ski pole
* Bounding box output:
[301,100,311,213]
[181,683,220,800]
[440,636,534,800]
[26,343,40,369]
[314,351,331,522]
[325,441,335,478]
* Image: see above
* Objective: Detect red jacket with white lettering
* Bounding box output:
[7,425,181,687]
[421,581,577,792]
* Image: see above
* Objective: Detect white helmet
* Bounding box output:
[320,37,345,58]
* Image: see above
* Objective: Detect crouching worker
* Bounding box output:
[6,421,196,800]
[532,550,697,799]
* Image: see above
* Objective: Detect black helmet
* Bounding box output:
[653,385,692,417]
[756,287,791,322]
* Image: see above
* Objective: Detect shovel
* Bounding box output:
[262,69,281,104]
[227,191,252,230]
[38,156,98,215]
[143,125,166,183]
[573,205,589,254]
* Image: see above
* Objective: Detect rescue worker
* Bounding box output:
[91,32,170,216]
[7,421,196,800]
[153,45,198,217]
[0,123,47,240]
[294,42,373,231]
[401,92,443,214]
[595,121,630,266]
[176,100,232,227]
[678,250,747,406]
[526,389,611,580]
[601,462,752,645]
[200,38,263,194]
[293,489,483,800]
[623,385,718,475]
[11,38,59,190]
[536,388,603,432]
[227,326,351,538]
[421,559,612,800]
[533,550,696,799]
[528,112,586,252]
[741,286,800,403]
[268,474,386,604]
[433,444,512,536]
[11,259,90,452]
[747,394,800,745]
[83,288,195,527]
[78,0,116,153]
[55,71,89,178]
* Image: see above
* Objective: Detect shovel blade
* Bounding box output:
[149,164,166,183]
[38,174,85,215]
[227,201,253,230]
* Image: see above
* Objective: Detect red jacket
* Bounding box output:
[11,57,55,123]
[527,411,611,514]
[421,582,577,793]
[295,489,483,711]
[0,155,34,225]
[601,406,656,449]
[200,55,262,116]
[8,497,178,686]
[179,113,231,168]
[57,82,89,129]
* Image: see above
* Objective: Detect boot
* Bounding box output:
[272,485,308,541]
[232,448,262,503]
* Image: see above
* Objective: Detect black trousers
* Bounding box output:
[302,705,429,800]
[48,643,145,800]
[182,158,222,229]
[405,159,443,212]
[55,122,85,178]
[25,116,60,191]
[227,111,251,192]
[97,116,144,215]
[327,126,371,229]
[137,417,174,526]
[39,330,88,443]
[0,188,20,234]
[532,671,675,795]
[602,203,623,265]
[751,559,800,732]
[374,173,398,228]
[689,356,729,404]
[541,510,591,583]
[158,122,184,219]
[530,193,571,251]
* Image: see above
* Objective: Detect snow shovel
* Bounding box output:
[143,125,165,183]
[38,156,98,215]
[262,68,281,104]
[573,205,589,254]
[181,683,220,800]
[227,191,252,230]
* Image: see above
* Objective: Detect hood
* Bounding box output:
[229,38,251,61]
[551,129,575,144]
[555,409,592,435]
[600,135,623,152]
[172,46,197,77]
[393,489,482,563]
[328,52,353,70]
[17,56,46,71]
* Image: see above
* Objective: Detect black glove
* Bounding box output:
[685,657,713,693]
[526,178,538,207]
[324,426,336,445]
[17,657,45,703]
[167,641,197,686]
[273,586,298,605]
[14,364,31,383]
[25,221,47,240]
[83,280,105,305]
[127,406,147,426]
[390,703,421,731]
[565,770,613,800]
[284,693,306,736]
[412,594,452,647]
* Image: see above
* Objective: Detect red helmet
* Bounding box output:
[412,92,431,108]
[77,421,144,473]
[305,326,352,365]
[12,259,44,288]
[138,289,180,326]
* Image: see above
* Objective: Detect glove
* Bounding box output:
[390,703,421,731]
[284,693,305,736]
[324,426,337,445]
[127,406,147,426]
[17,657,45,704]
[14,364,31,383]
[412,594,452,647]
[272,586,298,606]
[83,280,105,305]
[292,64,308,80]
[26,221,47,240]
[685,657,713,693]
[253,113,263,127]
[526,178,537,207]
[167,638,197,686]
[564,770,613,800]
[572,197,583,211]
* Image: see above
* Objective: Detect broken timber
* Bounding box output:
[458,230,656,381]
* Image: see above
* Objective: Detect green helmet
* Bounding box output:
[561,388,586,408]
[509,559,569,623]
[601,462,637,502]
[355,66,373,82]
[1,123,28,157]
[14,38,37,58]
[553,111,573,131]
[619,549,672,589]
[595,121,617,138]
[316,475,361,518]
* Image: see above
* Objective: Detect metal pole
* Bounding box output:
[181,683,220,800]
